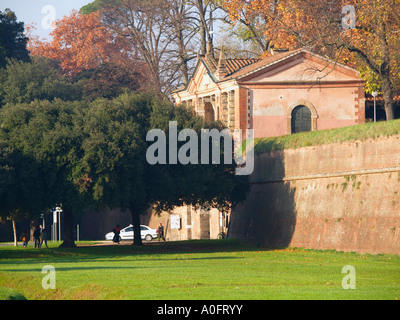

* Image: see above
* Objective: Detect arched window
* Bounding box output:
[204,102,215,123]
[291,105,311,134]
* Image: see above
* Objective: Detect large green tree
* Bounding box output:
[0,9,30,68]
[74,62,143,101]
[0,56,81,107]
[80,92,249,246]
[0,127,52,246]
[0,99,91,247]
[0,92,249,247]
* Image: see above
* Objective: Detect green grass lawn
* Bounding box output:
[254,118,400,154]
[0,239,399,300]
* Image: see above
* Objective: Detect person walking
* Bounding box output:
[40,228,48,248]
[157,223,165,241]
[112,224,121,244]
[33,225,41,248]
[21,230,29,248]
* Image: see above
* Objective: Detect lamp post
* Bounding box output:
[52,208,57,242]
[56,206,62,242]
[372,91,378,122]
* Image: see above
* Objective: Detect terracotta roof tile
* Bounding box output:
[223,48,304,80]
[365,95,400,101]
[225,58,260,76]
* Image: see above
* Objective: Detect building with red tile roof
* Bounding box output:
[173,47,367,138]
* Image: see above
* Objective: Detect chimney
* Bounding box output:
[216,47,228,79]
[205,41,214,60]
[204,40,217,72]
[270,48,289,55]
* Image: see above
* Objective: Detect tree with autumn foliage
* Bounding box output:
[219,0,400,120]
[217,0,305,55]
[295,0,400,121]
[83,0,195,96]
[28,10,127,76]
[28,11,115,75]
[28,10,149,98]
[82,0,224,95]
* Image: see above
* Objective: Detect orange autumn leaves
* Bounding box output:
[221,0,399,56]
[221,0,312,54]
[221,0,400,97]
[28,10,129,76]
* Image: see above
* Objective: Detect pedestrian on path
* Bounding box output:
[40,228,48,248]
[33,225,41,248]
[113,224,121,244]
[157,223,165,241]
[21,230,29,248]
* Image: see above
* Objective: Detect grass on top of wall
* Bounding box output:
[254,119,400,155]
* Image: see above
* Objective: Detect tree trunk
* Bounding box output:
[381,78,395,120]
[29,220,36,242]
[196,0,208,56]
[177,30,189,85]
[59,208,76,248]
[12,219,18,247]
[130,206,143,246]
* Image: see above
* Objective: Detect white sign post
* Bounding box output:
[52,206,62,242]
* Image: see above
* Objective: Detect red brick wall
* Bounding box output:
[230,135,400,254]
[355,84,366,124]
[238,87,249,131]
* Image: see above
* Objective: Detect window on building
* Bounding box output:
[291,105,312,134]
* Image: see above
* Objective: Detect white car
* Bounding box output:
[105,225,158,241]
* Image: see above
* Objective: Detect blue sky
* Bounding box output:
[1,0,93,40]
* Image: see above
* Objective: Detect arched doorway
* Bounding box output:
[204,102,215,123]
[291,105,312,134]
[365,102,387,122]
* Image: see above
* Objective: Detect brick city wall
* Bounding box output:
[229,134,400,255]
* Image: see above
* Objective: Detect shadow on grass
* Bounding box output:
[0,239,265,264]
[0,287,27,300]
[1,255,244,272]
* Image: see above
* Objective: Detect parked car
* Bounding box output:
[105,225,158,241]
